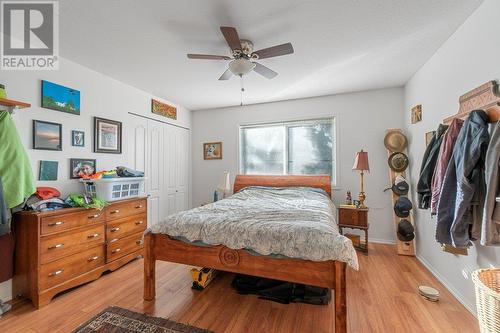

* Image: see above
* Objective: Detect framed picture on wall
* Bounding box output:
[70,158,96,179]
[425,131,435,146]
[203,142,222,160]
[33,120,62,151]
[39,160,58,181]
[94,117,122,154]
[72,130,85,147]
[41,80,81,115]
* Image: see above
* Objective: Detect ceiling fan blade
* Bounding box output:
[218,69,233,81]
[252,43,294,59]
[253,62,278,79]
[187,54,231,60]
[220,26,241,51]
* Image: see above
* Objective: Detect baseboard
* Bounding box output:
[370,238,396,245]
[416,254,476,317]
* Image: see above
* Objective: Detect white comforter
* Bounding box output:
[150,186,358,269]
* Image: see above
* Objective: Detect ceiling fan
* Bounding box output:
[187,26,294,80]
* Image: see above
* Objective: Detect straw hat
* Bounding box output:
[384,131,408,152]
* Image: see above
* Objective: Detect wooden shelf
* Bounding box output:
[0,97,31,109]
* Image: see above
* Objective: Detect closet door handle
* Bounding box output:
[110,210,120,214]
[87,233,99,239]
[112,248,121,254]
[49,269,64,277]
[110,227,120,232]
[48,243,64,250]
[48,221,64,227]
[135,221,144,225]
[87,256,99,262]
[88,214,100,219]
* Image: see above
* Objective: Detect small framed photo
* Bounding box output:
[94,117,122,154]
[72,130,85,147]
[203,142,222,160]
[411,104,422,124]
[39,160,58,181]
[70,158,96,179]
[33,120,62,151]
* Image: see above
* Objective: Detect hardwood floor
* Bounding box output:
[0,243,478,333]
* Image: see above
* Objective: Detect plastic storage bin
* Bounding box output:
[80,177,146,202]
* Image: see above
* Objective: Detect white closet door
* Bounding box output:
[175,128,189,212]
[147,120,164,226]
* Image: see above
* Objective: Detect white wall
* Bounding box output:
[192,87,404,243]
[403,0,499,314]
[0,57,191,301]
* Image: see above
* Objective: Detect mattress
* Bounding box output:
[149,186,358,269]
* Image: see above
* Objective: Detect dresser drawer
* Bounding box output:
[39,245,105,290]
[41,210,104,235]
[40,224,105,264]
[107,231,143,263]
[339,208,368,228]
[106,214,146,241]
[105,198,147,221]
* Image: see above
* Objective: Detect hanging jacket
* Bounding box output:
[417,124,448,209]
[430,119,464,215]
[436,110,490,247]
[0,178,10,236]
[481,121,500,246]
[0,111,36,209]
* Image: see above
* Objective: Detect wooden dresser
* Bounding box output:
[13,197,147,308]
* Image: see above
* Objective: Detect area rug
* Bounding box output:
[72,306,213,333]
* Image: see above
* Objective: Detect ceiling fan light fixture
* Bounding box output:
[228,58,256,76]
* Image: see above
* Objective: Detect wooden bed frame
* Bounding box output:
[143,175,347,333]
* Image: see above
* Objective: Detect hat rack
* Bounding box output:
[385,128,415,256]
[443,80,500,124]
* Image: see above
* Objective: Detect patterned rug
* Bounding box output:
[72,306,213,333]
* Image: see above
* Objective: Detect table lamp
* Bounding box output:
[352,150,369,208]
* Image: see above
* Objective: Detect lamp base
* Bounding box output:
[358,192,366,208]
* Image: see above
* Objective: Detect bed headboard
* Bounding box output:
[233,175,331,197]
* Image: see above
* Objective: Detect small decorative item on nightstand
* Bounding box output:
[338,206,369,254]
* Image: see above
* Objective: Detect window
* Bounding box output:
[239,118,336,182]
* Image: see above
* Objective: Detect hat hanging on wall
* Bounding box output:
[384,131,408,152]
[388,152,409,172]
[397,219,415,241]
[391,175,409,195]
[394,197,413,218]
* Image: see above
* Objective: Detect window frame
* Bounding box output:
[238,116,338,186]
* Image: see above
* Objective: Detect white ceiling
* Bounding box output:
[59,0,482,110]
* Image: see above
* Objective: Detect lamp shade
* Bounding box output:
[352,150,370,172]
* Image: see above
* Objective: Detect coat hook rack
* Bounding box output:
[443,80,500,124]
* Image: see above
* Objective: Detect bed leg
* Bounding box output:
[334,261,347,333]
[144,233,156,301]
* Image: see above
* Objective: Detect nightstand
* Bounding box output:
[338,206,369,254]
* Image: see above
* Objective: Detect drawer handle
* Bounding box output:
[135,205,143,209]
[110,227,120,232]
[48,221,64,227]
[49,269,64,277]
[88,256,99,262]
[112,248,121,254]
[109,238,119,243]
[135,221,144,225]
[110,210,120,214]
[136,240,142,245]
[87,233,100,239]
[88,214,100,219]
[48,243,64,250]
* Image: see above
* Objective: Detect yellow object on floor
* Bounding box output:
[191,267,218,290]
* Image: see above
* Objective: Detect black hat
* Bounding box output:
[394,197,412,218]
[397,219,415,241]
[392,175,409,196]
[388,152,409,172]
